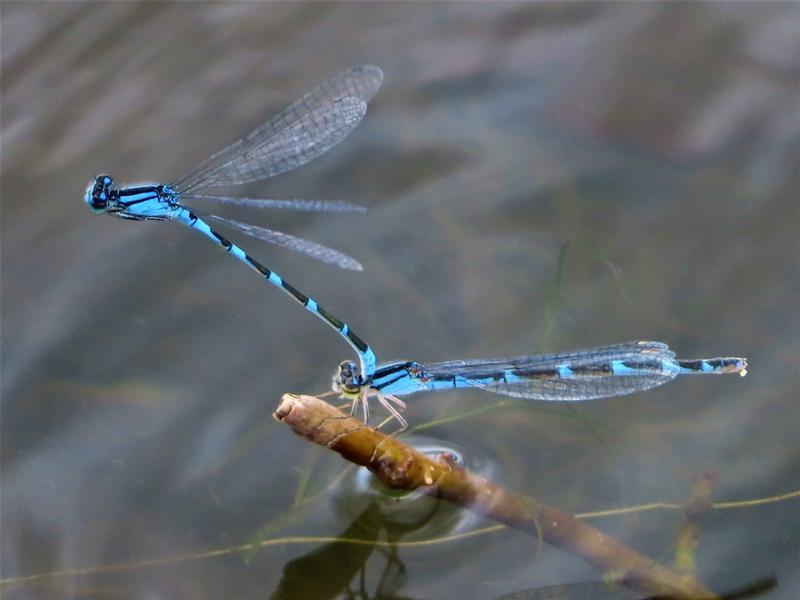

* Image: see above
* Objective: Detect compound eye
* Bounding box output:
[339,360,359,379]
[90,190,108,209]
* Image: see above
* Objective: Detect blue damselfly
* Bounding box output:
[86,65,383,375]
[332,341,747,429]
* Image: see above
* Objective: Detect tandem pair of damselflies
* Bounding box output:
[86,66,746,430]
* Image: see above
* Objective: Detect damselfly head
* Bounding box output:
[85,174,115,213]
[332,360,362,395]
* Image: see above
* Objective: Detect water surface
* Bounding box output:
[2,2,798,599]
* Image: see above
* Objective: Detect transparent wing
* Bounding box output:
[197,211,363,271]
[422,341,680,401]
[173,65,383,192]
[180,194,366,213]
[175,98,366,192]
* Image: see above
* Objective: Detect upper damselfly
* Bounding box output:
[85,65,383,375]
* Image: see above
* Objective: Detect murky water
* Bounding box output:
[2,2,798,599]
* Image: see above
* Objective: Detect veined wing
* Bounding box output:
[421,341,680,401]
[179,194,366,213]
[175,98,366,192]
[197,211,363,271]
[174,65,383,192]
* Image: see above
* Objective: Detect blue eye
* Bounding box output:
[99,192,107,200]
[103,177,111,185]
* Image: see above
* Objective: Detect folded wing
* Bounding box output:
[422,341,680,401]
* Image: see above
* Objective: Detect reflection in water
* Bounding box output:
[335,436,483,536]
[270,503,384,600]
[495,575,778,600]
[495,580,641,600]
[270,502,439,600]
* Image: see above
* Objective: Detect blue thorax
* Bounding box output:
[85,174,182,221]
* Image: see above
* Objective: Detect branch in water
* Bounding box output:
[274,394,719,600]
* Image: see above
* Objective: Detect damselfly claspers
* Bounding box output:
[85,65,382,376]
[331,341,747,430]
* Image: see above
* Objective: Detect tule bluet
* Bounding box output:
[85,65,383,375]
[331,341,748,430]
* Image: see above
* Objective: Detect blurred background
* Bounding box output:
[2,2,798,599]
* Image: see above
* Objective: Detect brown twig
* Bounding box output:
[274,394,719,600]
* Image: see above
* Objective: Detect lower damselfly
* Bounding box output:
[332,341,747,430]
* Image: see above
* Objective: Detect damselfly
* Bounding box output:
[331,341,747,430]
[85,65,382,375]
